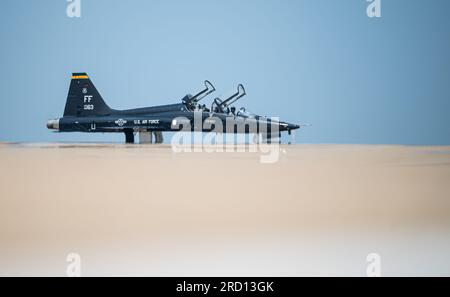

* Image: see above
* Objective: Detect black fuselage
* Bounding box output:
[54,105,297,134]
[47,73,300,143]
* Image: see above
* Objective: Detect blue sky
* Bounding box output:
[0,0,449,144]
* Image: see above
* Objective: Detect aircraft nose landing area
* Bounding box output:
[0,143,450,276]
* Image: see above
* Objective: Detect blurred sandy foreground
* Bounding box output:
[0,143,450,276]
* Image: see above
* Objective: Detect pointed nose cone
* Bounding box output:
[287,123,300,130]
[278,121,300,132]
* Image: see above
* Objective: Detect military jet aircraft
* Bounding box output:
[47,73,300,144]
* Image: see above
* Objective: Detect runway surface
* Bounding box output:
[1,143,449,276]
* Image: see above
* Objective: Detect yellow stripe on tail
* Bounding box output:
[72,75,89,79]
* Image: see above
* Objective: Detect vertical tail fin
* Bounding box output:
[63,73,113,117]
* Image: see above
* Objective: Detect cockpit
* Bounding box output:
[182,80,215,112]
[210,84,246,115]
[181,80,255,117]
